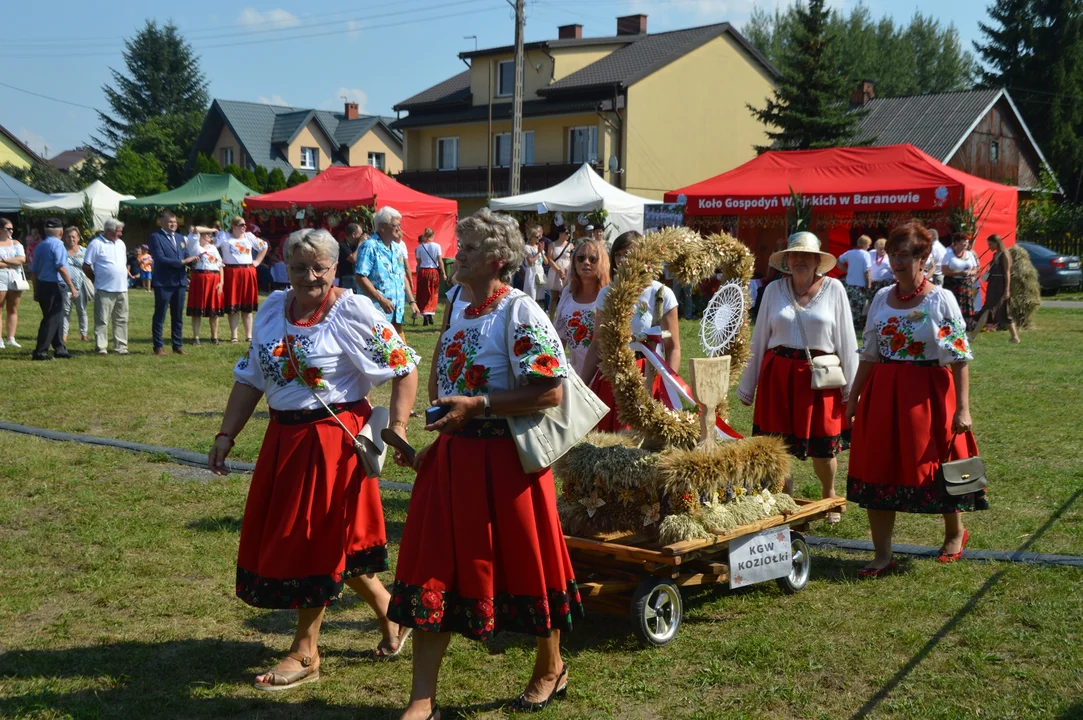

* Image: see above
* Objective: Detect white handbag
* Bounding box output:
[501,295,608,473]
[13,268,30,292]
[788,285,847,391]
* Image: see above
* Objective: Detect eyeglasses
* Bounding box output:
[287,264,335,278]
[575,255,599,263]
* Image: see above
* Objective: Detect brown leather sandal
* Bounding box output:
[253,651,320,692]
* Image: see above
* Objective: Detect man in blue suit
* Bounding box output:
[147,211,194,355]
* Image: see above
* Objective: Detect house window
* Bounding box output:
[991,140,1000,163]
[299,147,319,170]
[220,147,234,166]
[494,131,534,167]
[497,60,515,97]
[568,126,598,164]
[437,137,459,171]
[368,152,385,170]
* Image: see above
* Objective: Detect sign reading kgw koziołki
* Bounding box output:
[729,526,792,589]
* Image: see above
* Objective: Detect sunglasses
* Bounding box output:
[575,255,599,263]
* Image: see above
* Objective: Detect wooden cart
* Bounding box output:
[565,496,847,647]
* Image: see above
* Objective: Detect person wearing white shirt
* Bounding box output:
[186,227,226,345]
[738,232,857,524]
[941,232,979,324]
[868,237,894,294]
[216,216,268,343]
[924,229,948,285]
[82,219,133,355]
[838,235,873,325]
[413,228,446,326]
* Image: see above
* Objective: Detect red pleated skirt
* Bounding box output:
[222,264,259,314]
[388,424,584,641]
[186,270,224,317]
[751,347,847,459]
[590,358,665,432]
[847,361,988,513]
[416,267,441,315]
[236,401,388,609]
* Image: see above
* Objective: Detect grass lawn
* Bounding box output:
[1,291,1082,718]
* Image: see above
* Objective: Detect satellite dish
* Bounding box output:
[608,155,620,174]
[700,281,746,357]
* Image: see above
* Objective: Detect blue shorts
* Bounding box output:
[140,271,152,280]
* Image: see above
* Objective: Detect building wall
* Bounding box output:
[213,125,245,168]
[623,33,775,199]
[0,136,35,169]
[347,125,404,172]
[551,45,623,82]
[405,112,606,171]
[947,99,1043,190]
[469,50,555,106]
[287,121,336,171]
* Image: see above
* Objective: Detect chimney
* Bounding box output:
[850,80,875,106]
[616,14,647,36]
[344,102,360,120]
[558,24,582,40]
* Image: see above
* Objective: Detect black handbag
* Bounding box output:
[937,433,987,497]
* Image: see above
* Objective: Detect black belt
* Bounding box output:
[771,346,830,360]
[224,264,252,269]
[270,400,367,425]
[192,269,218,275]
[451,418,511,439]
[878,357,940,367]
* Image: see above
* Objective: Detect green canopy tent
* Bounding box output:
[119,173,258,223]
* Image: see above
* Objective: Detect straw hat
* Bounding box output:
[769,231,837,275]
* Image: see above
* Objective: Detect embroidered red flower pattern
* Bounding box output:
[463,364,489,391]
[906,341,925,357]
[531,354,560,376]
[445,341,463,358]
[513,336,534,356]
[448,353,466,382]
[890,333,907,353]
[388,348,408,369]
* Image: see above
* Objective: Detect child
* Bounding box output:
[138,245,153,291]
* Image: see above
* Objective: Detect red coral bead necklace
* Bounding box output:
[895,275,928,302]
[289,289,334,327]
[465,284,510,318]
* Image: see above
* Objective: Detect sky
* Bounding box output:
[2,0,994,160]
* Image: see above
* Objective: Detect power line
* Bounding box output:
[0,81,101,112]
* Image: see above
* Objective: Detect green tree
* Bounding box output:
[102,146,168,197]
[253,166,269,193]
[78,193,97,237]
[287,170,309,187]
[239,168,260,192]
[265,168,288,192]
[0,161,81,194]
[748,0,865,150]
[192,152,223,176]
[121,112,206,188]
[94,20,209,154]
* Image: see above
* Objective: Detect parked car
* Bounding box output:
[1017,242,1082,296]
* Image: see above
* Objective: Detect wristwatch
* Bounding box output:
[482,394,492,417]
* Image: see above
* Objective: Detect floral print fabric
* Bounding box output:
[355,238,407,323]
[861,286,972,366]
[555,293,597,378]
[437,289,567,398]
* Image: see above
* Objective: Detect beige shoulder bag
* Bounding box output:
[787,283,847,391]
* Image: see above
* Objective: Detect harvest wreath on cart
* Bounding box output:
[554,227,846,646]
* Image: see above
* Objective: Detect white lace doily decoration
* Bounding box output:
[700,281,746,357]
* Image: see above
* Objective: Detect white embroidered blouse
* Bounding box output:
[594,281,677,340]
[436,289,568,398]
[233,290,420,410]
[192,244,224,272]
[555,292,599,378]
[737,277,858,404]
[860,286,972,366]
[217,232,267,265]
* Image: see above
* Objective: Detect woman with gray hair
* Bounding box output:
[209,227,421,690]
[356,205,419,338]
[389,209,583,719]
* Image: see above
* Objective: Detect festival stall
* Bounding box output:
[0,169,52,213]
[119,173,258,222]
[664,144,1018,269]
[490,163,661,238]
[243,166,458,270]
[23,180,135,231]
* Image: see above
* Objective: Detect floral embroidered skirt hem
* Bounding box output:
[222,264,259,314]
[751,347,847,460]
[186,270,224,317]
[236,401,389,609]
[388,431,585,641]
[847,361,988,514]
[943,276,975,321]
[415,267,441,315]
[589,358,665,433]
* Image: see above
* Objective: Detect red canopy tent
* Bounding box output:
[664,144,1017,268]
[245,166,458,270]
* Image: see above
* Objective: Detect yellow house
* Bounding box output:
[0,123,44,169]
[392,15,778,214]
[189,100,404,178]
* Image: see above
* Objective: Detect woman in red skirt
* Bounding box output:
[390,209,584,720]
[216,216,268,343]
[581,231,679,432]
[413,228,445,326]
[847,221,985,577]
[209,228,420,691]
[737,232,858,523]
[186,227,225,344]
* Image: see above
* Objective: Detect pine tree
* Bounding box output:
[974,0,1035,88]
[193,153,223,176]
[266,168,288,192]
[287,170,309,187]
[748,0,865,150]
[94,20,209,154]
[253,166,269,193]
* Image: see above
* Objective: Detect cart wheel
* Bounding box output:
[631,578,682,647]
[776,531,811,594]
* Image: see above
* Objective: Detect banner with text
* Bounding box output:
[729,526,792,589]
[683,186,962,216]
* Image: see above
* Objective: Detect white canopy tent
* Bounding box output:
[490,163,660,237]
[23,180,135,231]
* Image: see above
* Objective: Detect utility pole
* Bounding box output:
[509,0,525,195]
